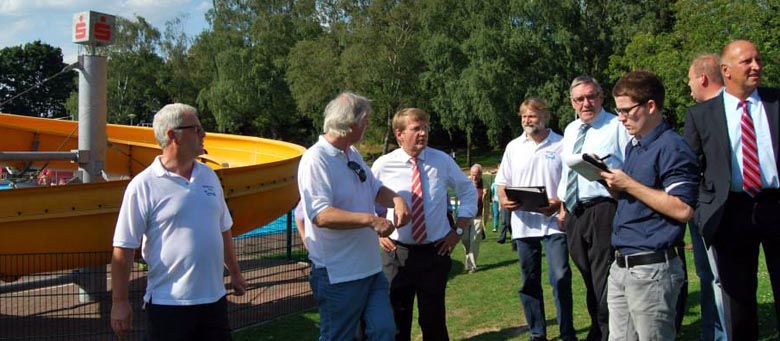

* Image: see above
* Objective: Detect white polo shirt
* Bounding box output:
[298,136,383,284]
[495,130,564,238]
[371,147,477,244]
[113,156,233,305]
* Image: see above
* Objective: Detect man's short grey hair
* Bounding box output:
[322,91,372,137]
[153,103,197,148]
[471,163,483,172]
[570,76,603,96]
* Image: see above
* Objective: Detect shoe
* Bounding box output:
[468,268,476,274]
[492,229,497,232]
[496,238,506,244]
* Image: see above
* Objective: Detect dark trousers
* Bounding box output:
[382,242,452,341]
[565,199,616,341]
[146,296,231,341]
[712,191,780,340]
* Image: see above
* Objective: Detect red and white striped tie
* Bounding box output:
[740,99,761,197]
[410,157,427,243]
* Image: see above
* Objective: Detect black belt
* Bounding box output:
[615,248,677,268]
[394,240,437,251]
[573,197,615,214]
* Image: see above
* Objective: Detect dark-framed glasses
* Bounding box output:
[174,125,204,133]
[615,101,647,116]
[347,161,367,183]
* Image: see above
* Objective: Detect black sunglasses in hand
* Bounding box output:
[347,161,367,183]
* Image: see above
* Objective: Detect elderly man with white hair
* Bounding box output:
[298,91,410,341]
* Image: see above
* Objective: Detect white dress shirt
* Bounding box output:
[723,89,779,191]
[557,109,630,201]
[372,147,477,244]
[495,130,564,238]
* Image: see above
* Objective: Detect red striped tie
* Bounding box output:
[410,157,427,243]
[740,100,761,197]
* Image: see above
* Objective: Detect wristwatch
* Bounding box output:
[454,227,464,236]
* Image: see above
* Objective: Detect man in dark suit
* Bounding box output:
[684,39,780,340]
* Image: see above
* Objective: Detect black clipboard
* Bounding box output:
[504,186,549,212]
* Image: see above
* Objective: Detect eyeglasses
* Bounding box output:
[615,101,647,116]
[174,125,204,133]
[571,93,601,104]
[347,161,367,182]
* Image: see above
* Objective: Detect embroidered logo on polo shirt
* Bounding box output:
[202,185,217,197]
[545,152,556,159]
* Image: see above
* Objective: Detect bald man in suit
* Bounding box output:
[684,39,780,340]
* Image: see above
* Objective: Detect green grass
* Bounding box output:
[234,229,779,340]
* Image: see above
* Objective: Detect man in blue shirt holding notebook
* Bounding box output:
[601,70,699,340]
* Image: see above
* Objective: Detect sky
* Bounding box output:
[0,0,213,63]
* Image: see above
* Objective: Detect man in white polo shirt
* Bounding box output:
[110,103,247,340]
[496,98,575,341]
[298,91,410,341]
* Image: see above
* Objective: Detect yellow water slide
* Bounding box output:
[0,113,305,280]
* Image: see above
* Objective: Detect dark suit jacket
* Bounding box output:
[683,87,780,244]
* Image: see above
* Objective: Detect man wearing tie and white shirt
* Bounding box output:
[372,107,476,341]
[558,76,629,341]
[684,39,780,339]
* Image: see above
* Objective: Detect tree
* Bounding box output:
[0,41,76,117]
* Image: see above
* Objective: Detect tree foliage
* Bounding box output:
[0,41,76,117]
[5,1,780,156]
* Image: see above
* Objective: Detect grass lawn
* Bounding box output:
[234,228,779,340]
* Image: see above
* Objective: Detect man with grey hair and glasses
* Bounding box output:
[111,103,246,340]
[298,91,410,340]
[558,76,629,341]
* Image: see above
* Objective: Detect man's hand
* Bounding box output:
[557,205,567,231]
[434,229,462,256]
[379,237,397,252]
[371,216,396,237]
[538,198,561,217]
[231,273,248,296]
[600,169,634,192]
[392,197,411,227]
[111,299,133,337]
[502,198,521,211]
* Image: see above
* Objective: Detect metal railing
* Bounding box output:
[0,211,313,340]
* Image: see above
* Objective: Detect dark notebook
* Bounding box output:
[505,186,548,212]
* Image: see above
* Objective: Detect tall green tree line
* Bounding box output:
[1,0,778,164]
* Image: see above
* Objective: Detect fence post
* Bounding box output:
[286,210,293,260]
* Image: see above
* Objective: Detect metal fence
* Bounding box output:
[0,212,314,340]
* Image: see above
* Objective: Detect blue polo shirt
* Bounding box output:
[612,121,700,255]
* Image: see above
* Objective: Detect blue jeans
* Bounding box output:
[492,201,500,230]
[514,234,575,340]
[309,268,395,341]
[607,254,684,340]
[689,222,725,341]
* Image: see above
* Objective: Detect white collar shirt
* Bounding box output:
[297,135,384,284]
[557,109,630,201]
[371,147,477,244]
[723,89,779,191]
[495,130,564,238]
[113,156,232,305]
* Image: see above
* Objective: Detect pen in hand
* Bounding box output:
[598,154,612,161]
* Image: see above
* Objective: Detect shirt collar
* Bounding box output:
[521,129,551,145]
[632,120,670,148]
[318,135,349,159]
[578,108,610,129]
[151,156,199,179]
[400,148,426,163]
[723,88,760,111]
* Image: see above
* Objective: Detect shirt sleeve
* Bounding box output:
[449,158,478,218]
[297,152,333,222]
[112,182,147,249]
[659,140,700,208]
